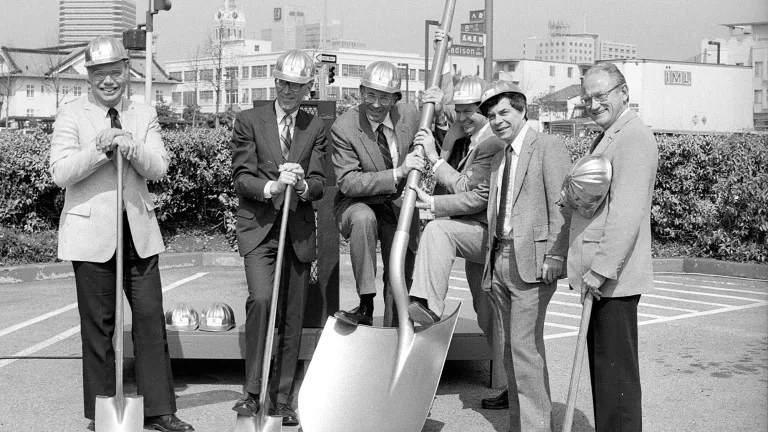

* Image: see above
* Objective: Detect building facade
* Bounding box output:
[522,20,637,64]
[599,40,638,60]
[495,58,584,101]
[58,0,137,45]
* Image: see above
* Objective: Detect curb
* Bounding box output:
[1,253,766,285]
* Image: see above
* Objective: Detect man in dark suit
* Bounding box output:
[230,50,327,427]
[568,63,658,432]
[433,81,572,431]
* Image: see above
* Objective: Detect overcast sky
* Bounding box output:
[0,0,765,64]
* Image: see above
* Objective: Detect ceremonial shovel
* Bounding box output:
[235,186,294,432]
[95,153,144,431]
[561,293,594,432]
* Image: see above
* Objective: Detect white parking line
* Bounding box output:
[642,294,729,307]
[449,276,468,282]
[638,303,697,313]
[449,286,470,292]
[0,303,78,338]
[550,300,582,308]
[547,311,582,320]
[655,287,764,301]
[655,280,768,296]
[546,322,579,330]
[0,272,207,369]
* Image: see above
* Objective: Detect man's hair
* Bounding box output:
[584,63,629,102]
[480,92,527,120]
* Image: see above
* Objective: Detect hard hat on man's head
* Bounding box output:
[84,36,129,68]
[449,76,488,105]
[478,80,524,112]
[558,154,613,219]
[273,50,315,84]
[360,61,402,94]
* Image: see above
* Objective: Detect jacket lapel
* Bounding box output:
[357,107,387,171]
[488,153,502,234]
[511,130,536,207]
[592,110,637,154]
[258,104,283,169]
[457,139,476,172]
[391,105,412,166]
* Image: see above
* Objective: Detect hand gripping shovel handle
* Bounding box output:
[561,293,594,432]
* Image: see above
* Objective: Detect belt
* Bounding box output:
[492,235,514,250]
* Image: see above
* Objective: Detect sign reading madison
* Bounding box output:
[664,70,692,86]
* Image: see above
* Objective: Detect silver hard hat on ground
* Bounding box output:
[165,302,200,332]
[199,302,236,332]
[449,76,488,105]
[557,154,613,219]
[84,35,129,68]
[478,80,524,112]
[273,49,315,84]
[360,61,401,94]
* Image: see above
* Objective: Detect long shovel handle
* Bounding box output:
[114,152,125,400]
[258,186,294,408]
[561,293,594,432]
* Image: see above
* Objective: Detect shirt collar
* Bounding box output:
[368,113,394,133]
[469,121,493,149]
[275,100,298,124]
[508,123,528,155]
[93,96,125,119]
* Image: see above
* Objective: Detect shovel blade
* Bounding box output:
[234,414,283,432]
[298,306,460,432]
[95,395,144,432]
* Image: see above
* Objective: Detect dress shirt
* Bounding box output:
[368,114,399,183]
[495,124,527,237]
[264,99,309,200]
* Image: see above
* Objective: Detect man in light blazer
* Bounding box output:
[49,36,193,432]
[568,63,659,432]
[230,50,327,427]
[433,81,572,431]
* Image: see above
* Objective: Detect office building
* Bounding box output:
[58,0,137,45]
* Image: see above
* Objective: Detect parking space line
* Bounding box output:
[655,287,762,301]
[638,300,768,326]
[0,303,78,339]
[550,300,582,308]
[637,312,663,319]
[449,276,468,282]
[546,322,579,330]
[642,294,730,307]
[547,311,582,320]
[449,286,470,292]
[655,280,767,295]
[638,303,697,313]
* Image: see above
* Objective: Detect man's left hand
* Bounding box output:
[414,128,438,163]
[420,86,445,116]
[279,163,305,182]
[409,185,433,210]
[541,256,563,284]
[113,134,138,160]
[580,270,606,303]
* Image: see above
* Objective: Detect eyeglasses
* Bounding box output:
[363,93,393,107]
[91,69,126,82]
[581,83,623,106]
[276,79,304,92]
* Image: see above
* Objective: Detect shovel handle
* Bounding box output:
[561,293,594,432]
[114,152,125,399]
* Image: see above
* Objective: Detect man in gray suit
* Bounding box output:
[433,81,572,431]
[568,62,658,432]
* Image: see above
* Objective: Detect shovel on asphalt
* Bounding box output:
[95,153,144,432]
[561,293,594,432]
[235,186,295,432]
[297,3,459,431]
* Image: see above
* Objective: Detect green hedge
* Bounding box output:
[0,129,766,265]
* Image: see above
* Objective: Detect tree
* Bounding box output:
[38,43,76,110]
[0,71,22,124]
[204,29,241,127]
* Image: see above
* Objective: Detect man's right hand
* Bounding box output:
[95,128,128,154]
[409,185,434,210]
[270,170,298,195]
[396,150,426,180]
[413,128,439,163]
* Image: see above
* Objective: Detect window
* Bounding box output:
[172,92,182,104]
[241,66,249,79]
[200,90,214,105]
[26,84,35,97]
[252,65,267,78]
[253,45,260,52]
[341,64,365,78]
[226,88,238,104]
[269,65,275,76]
[269,87,276,99]
[26,108,35,117]
[549,66,555,77]
[199,69,213,81]
[225,67,238,80]
[418,70,426,81]
[755,61,764,78]
[183,70,196,81]
[549,85,555,93]
[62,85,70,95]
[73,85,82,97]
[182,91,196,106]
[342,87,360,100]
[326,86,339,99]
[156,90,164,102]
[169,71,182,81]
[756,90,764,105]
[251,88,267,101]
[241,88,250,103]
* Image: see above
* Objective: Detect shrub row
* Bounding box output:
[1,129,766,264]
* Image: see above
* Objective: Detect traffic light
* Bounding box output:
[153,0,172,11]
[327,65,336,85]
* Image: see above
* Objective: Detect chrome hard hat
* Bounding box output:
[84,35,129,68]
[559,154,613,219]
[273,50,315,84]
[199,302,236,332]
[165,302,200,332]
[360,61,401,94]
[479,80,524,112]
[450,76,488,105]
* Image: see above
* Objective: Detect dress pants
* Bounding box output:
[337,201,414,326]
[73,216,175,420]
[587,295,642,432]
[490,239,555,432]
[243,219,309,405]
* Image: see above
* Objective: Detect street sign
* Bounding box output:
[316,53,338,64]
[460,22,485,34]
[449,45,485,58]
[469,10,485,22]
[460,33,484,46]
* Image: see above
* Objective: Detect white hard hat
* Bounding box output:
[478,80,524,112]
[84,36,128,68]
[360,61,401,94]
[558,154,613,218]
[450,76,488,105]
[273,50,315,84]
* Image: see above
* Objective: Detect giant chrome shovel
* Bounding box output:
[298,2,458,431]
[235,186,294,432]
[95,153,144,431]
[561,293,594,432]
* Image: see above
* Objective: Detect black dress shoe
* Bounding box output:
[86,420,95,431]
[408,301,440,325]
[144,414,194,431]
[272,403,300,427]
[334,305,373,326]
[232,394,260,417]
[481,389,509,410]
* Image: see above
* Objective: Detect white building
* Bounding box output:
[495,58,584,101]
[59,0,137,45]
[522,20,637,64]
[599,40,638,60]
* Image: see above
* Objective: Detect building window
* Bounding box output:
[242,66,250,79]
[183,70,196,81]
[756,90,764,105]
[26,84,35,97]
[342,87,360,100]
[73,85,82,97]
[253,45,260,52]
[326,86,340,99]
[225,67,238,80]
[62,85,70,95]
[269,87,276,99]
[549,66,555,77]
[269,65,275,77]
[169,71,182,81]
[26,108,35,117]
[200,90,214,105]
[226,88,238,105]
[549,85,555,93]
[418,70,426,81]
[241,88,250,103]
[341,64,365,78]
[252,88,267,101]
[199,69,213,81]
[252,65,267,78]
[156,90,164,102]
[755,61,764,78]
[172,92,182,104]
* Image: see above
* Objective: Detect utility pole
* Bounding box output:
[145,0,172,105]
[484,0,493,81]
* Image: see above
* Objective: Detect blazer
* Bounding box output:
[331,103,422,250]
[567,110,659,297]
[49,95,168,263]
[231,102,327,262]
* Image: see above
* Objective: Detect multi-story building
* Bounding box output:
[261,4,306,51]
[599,40,638,60]
[58,0,137,45]
[495,58,584,101]
[522,20,637,64]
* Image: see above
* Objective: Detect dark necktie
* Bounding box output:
[280,114,292,161]
[496,146,515,239]
[376,124,393,170]
[108,107,122,129]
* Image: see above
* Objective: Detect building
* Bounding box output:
[522,20,637,64]
[700,21,767,129]
[599,40,638,60]
[214,0,246,42]
[262,4,307,51]
[0,44,176,124]
[495,58,584,101]
[58,0,137,45]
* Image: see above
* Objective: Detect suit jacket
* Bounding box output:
[231,102,327,262]
[567,110,659,297]
[331,103,421,249]
[434,128,573,285]
[49,95,168,262]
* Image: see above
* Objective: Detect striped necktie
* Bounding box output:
[108,107,121,129]
[280,114,292,161]
[496,146,515,239]
[376,123,393,170]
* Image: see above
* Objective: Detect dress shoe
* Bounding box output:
[86,420,95,431]
[144,414,195,431]
[481,389,509,410]
[408,300,440,325]
[232,394,260,417]
[271,403,300,427]
[334,305,373,326]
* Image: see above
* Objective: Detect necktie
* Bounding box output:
[496,146,515,239]
[376,124,393,170]
[280,114,292,161]
[108,107,121,130]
